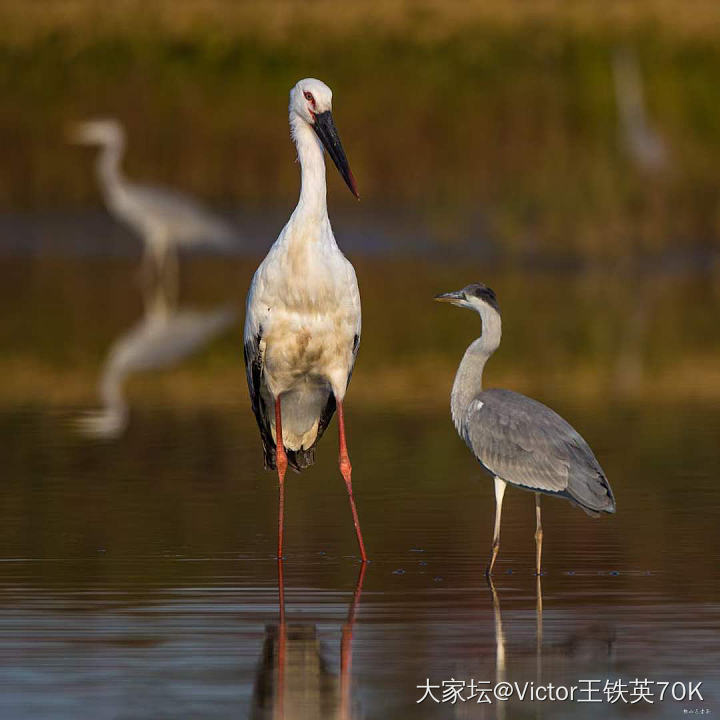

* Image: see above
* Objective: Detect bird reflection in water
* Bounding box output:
[76,279,234,438]
[456,577,615,719]
[251,562,365,720]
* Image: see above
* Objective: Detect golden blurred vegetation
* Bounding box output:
[1,257,719,411]
[3,1,720,258]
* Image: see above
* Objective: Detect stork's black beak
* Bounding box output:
[434,290,465,304]
[313,110,359,199]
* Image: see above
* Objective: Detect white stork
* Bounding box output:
[243,79,366,562]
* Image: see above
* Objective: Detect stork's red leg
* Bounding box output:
[337,401,368,563]
[275,397,288,560]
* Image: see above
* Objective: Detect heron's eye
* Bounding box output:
[303,91,316,107]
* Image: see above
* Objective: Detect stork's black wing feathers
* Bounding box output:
[244,330,277,471]
[244,330,359,473]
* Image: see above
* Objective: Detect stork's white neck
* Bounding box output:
[290,114,328,225]
[450,305,502,432]
[96,140,125,199]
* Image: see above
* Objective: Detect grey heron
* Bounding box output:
[244,79,366,562]
[435,284,615,575]
[71,119,239,293]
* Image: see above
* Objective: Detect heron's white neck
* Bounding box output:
[613,52,648,133]
[98,367,129,432]
[95,140,125,198]
[290,115,328,225]
[450,305,502,432]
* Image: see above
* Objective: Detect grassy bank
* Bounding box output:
[1,257,719,410]
[3,1,720,257]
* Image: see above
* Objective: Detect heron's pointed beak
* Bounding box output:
[434,290,465,305]
[313,110,359,199]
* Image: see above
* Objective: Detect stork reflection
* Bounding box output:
[77,280,234,438]
[251,562,365,720]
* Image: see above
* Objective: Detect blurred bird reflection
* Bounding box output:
[455,578,615,719]
[251,563,365,720]
[76,278,235,439]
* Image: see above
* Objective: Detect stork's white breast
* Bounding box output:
[249,235,360,398]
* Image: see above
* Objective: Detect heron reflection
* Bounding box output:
[251,562,365,720]
[77,281,234,438]
[454,578,615,719]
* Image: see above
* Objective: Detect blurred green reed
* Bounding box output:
[3,1,720,259]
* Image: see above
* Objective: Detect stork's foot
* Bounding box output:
[336,400,368,564]
[339,456,352,480]
[340,458,368,564]
[276,452,288,481]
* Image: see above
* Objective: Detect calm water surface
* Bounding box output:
[1,402,718,719]
[1,222,719,718]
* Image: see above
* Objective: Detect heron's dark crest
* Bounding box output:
[464,283,501,315]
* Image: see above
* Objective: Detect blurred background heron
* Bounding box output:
[71,118,240,298]
[612,46,670,174]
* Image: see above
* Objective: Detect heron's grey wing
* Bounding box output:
[243,327,276,470]
[464,388,615,515]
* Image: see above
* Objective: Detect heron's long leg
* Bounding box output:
[486,477,507,576]
[275,398,288,560]
[336,401,368,563]
[139,241,157,293]
[536,573,543,681]
[535,493,543,576]
[163,244,180,307]
[148,230,179,306]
